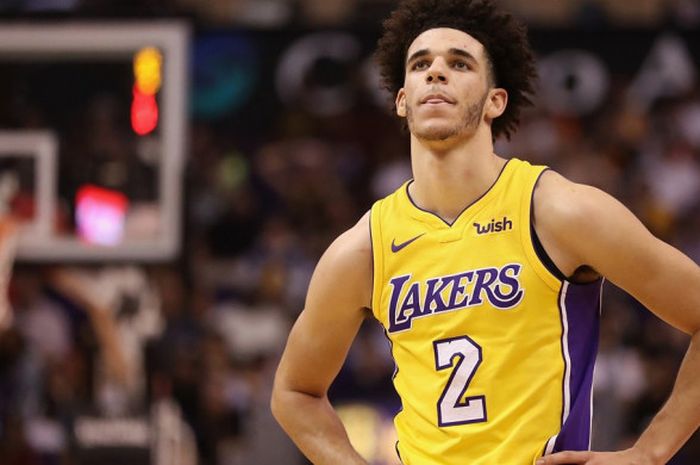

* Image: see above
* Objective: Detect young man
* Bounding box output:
[271,0,700,464]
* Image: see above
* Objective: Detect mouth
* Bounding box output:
[420,93,455,105]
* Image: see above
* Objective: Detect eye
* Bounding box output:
[452,61,469,70]
[411,60,429,71]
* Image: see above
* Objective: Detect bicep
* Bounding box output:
[277,302,366,397]
[559,186,700,334]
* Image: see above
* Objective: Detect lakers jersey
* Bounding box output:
[369,158,602,465]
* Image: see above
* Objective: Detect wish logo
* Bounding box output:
[386,263,525,333]
[473,217,513,235]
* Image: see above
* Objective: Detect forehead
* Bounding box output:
[406,27,486,61]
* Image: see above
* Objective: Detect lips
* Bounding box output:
[420,93,455,105]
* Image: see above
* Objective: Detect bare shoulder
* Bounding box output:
[533,169,700,335]
[533,169,657,276]
[320,211,372,278]
[534,170,603,224]
[308,211,372,310]
[325,211,372,261]
[532,169,630,237]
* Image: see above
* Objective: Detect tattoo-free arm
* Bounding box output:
[535,172,700,465]
[271,214,372,465]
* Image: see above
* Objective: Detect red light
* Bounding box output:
[131,85,159,136]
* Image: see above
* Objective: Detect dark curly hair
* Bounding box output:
[375,0,537,140]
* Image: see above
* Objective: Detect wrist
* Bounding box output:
[630,444,666,465]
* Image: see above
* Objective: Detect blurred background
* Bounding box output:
[0,0,699,464]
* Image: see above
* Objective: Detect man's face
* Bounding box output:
[396,27,493,142]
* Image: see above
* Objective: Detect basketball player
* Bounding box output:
[271,1,700,464]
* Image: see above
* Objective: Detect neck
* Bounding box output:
[408,126,506,224]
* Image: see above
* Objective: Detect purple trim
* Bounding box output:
[382,328,400,383]
[395,442,403,465]
[553,280,602,452]
[382,329,404,464]
[405,159,513,227]
[556,284,567,428]
[433,335,487,427]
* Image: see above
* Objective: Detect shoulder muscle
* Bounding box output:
[535,170,700,334]
[305,212,372,311]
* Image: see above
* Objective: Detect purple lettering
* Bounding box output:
[424,277,450,313]
[388,275,411,332]
[503,217,513,231]
[398,283,421,322]
[445,271,474,310]
[467,268,498,306]
[386,263,525,334]
[492,264,525,309]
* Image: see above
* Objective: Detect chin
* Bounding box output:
[412,123,462,142]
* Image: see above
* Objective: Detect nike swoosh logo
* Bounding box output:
[391,234,425,253]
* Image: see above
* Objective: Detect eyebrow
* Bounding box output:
[406,48,478,66]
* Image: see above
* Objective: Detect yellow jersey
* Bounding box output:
[369,158,602,465]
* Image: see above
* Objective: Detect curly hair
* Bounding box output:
[375,0,537,140]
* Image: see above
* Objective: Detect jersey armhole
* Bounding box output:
[519,167,566,291]
[531,211,568,282]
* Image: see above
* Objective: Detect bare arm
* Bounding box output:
[534,171,700,465]
[271,213,372,465]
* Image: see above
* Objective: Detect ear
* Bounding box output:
[395,88,407,118]
[484,88,508,120]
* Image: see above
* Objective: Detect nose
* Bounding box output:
[426,58,447,84]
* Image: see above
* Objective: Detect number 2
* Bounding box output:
[433,336,487,426]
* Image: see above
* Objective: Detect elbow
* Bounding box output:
[270,384,282,423]
[270,375,288,426]
[270,376,323,429]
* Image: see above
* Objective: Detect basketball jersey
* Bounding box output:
[369,158,602,465]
